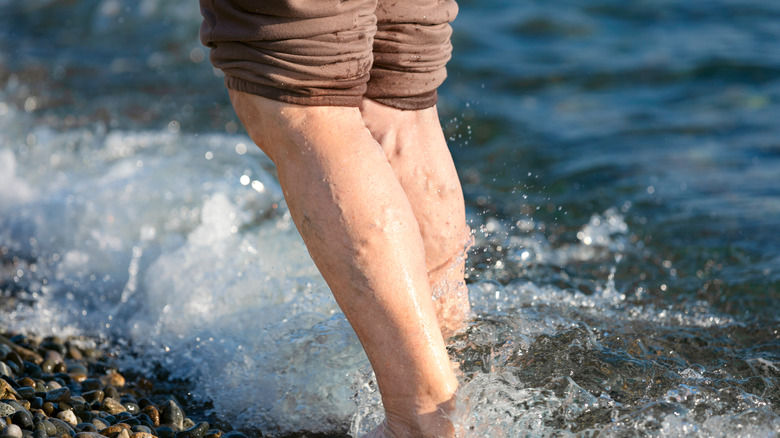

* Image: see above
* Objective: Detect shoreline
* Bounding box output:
[0,329,352,438]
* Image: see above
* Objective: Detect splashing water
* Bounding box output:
[2,0,779,437]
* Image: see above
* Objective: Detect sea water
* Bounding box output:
[1,0,778,436]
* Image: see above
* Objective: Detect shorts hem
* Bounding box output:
[225,75,365,108]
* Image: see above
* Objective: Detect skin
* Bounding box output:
[229,90,471,438]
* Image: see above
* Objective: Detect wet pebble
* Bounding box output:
[0,362,13,378]
[1,332,242,438]
[0,425,23,438]
[101,398,126,415]
[57,410,79,427]
[11,409,34,429]
[0,379,20,399]
[0,402,15,416]
[90,418,110,431]
[160,402,183,431]
[46,387,71,403]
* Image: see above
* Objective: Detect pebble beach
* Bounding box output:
[0,331,250,438]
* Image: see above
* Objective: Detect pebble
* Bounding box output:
[46,387,71,403]
[102,398,126,415]
[160,401,184,431]
[11,410,34,429]
[0,379,20,399]
[0,332,242,438]
[0,361,13,377]
[0,402,15,416]
[1,425,23,438]
[57,409,79,427]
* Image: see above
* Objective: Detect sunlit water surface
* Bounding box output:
[1,0,778,436]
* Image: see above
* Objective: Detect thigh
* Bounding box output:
[200,0,378,107]
[367,0,459,110]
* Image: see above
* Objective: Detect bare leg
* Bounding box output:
[229,91,458,438]
[359,98,472,339]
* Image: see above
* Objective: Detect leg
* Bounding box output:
[230,91,458,438]
[360,98,472,339]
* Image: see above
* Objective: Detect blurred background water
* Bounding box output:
[1,0,778,436]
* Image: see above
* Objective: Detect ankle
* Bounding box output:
[382,396,456,438]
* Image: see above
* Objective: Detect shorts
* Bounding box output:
[199,0,458,110]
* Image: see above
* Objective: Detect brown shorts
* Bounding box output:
[199,0,458,110]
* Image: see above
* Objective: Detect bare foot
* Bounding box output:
[362,399,457,438]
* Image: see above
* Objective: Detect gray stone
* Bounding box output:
[0,402,15,416]
[0,425,23,438]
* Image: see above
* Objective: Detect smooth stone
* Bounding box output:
[15,378,35,388]
[45,388,70,403]
[22,363,42,379]
[99,425,125,437]
[116,430,131,438]
[1,425,23,438]
[47,418,76,437]
[0,420,4,430]
[41,402,54,416]
[101,374,124,389]
[121,404,138,416]
[101,398,125,416]
[0,362,13,378]
[31,430,46,438]
[139,407,158,427]
[90,419,109,431]
[221,432,247,438]
[4,400,25,412]
[203,430,221,438]
[57,410,79,427]
[45,381,61,391]
[75,424,97,433]
[82,391,104,404]
[180,420,194,431]
[75,412,93,424]
[102,388,119,402]
[159,402,183,431]
[16,388,35,401]
[114,414,132,423]
[44,350,64,365]
[155,427,175,438]
[0,380,21,400]
[29,398,43,410]
[40,420,57,437]
[132,416,151,428]
[39,362,55,376]
[4,352,23,369]
[0,402,16,416]
[128,433,154,438]
[11,410,34,430]
[128,427,149,435]
[177,422,208,438]
[79,381,101,393]
[67,365,87,377]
